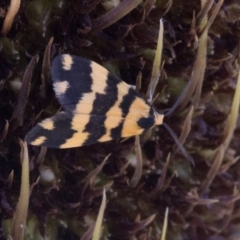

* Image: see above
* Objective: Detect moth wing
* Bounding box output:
[51,54,152,117]
[25,112,146,149]
[52,54,125,114]
[25,112,77,148]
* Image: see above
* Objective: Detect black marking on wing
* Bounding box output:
[120,88,138,117]
[25,112,77,148]
[51,55,92,112]
[137,108,155,129]
[83,73,119,145]
[110,120,124,139]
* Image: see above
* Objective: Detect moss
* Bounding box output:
[1,0,240,239]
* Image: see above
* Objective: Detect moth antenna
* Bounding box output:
[162,122,194,165]
[164,75,195,117]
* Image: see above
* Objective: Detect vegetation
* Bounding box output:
[0,0,240,239]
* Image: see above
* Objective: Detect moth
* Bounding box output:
[25,54,164,148]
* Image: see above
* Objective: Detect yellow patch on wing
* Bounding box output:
[40,118,55,130]
[116,81,133,95]
[90,61,109,91]
[126,97,151,120]
[62,54,73,70]
[121,118,144,137]
[53,81,69,95]
[74,92,95,114]
[30,136,47,145]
